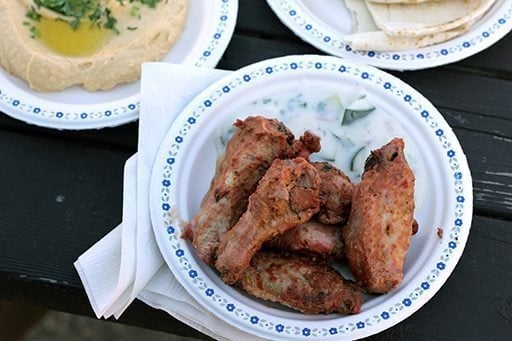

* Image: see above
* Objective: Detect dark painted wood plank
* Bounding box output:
[443,109,512,218]
[0,113,138,151]
[236,0,298,39]
[457,129,512,218]
[0,129,130,283]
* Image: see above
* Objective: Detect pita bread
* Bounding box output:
[344,23,472,51]
[365,0,496,37]
[343,0,481,51]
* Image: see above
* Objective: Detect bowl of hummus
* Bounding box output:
[0,0,237,129]
[0,0,189,92]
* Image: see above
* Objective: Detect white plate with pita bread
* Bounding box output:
[267,0,512,70]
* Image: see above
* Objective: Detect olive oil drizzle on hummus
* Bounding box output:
[24,0,163,56]
[38,18,111,56]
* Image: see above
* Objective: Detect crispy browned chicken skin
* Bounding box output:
[238,251,362,314]
[312,161,353,225]
[343,138,416,293]
[183,116,320,265]
[264,220,344,260]
[215,157,321,284]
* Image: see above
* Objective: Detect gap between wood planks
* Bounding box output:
[447,65,512,82]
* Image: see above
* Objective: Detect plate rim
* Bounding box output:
[266,0,512,70]
[0,0,238,130]
[149,54,473,339]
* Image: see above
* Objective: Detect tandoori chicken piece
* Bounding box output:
[312,161,353,225]
[264,220,344,260]
[183,116,320,265]
[238,251,362,315]
[215,157,321,284]
[342,138,416,293]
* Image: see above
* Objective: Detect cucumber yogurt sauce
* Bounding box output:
[215,81,427,209]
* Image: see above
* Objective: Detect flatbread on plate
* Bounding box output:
[365,0,496,37]
[344,22,473,51]
[343,0,485,51]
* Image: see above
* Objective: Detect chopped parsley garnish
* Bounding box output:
[138,0,161,8]
[88,6,102,23]
[119,0,163,8]
[34,0,98,21]
[102,7,119,33]
[30,25,41,39]
[25,0,163,33]
[26,6,42,21]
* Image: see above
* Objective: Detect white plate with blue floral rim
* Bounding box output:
[267,0,512,70]
[0,0,237,130]
[149,55,473,340]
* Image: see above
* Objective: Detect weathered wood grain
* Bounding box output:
[0,129,129,284]
[395,69,512,119]
[0,114,139,150]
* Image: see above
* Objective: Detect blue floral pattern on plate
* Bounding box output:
[150,55,473,339]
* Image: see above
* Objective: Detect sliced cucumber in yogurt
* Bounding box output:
[350,146,366,172]
[341,97,376,125]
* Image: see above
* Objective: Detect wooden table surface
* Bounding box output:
[1,1,511,340]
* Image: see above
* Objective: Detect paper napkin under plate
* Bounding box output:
[74,63,260,340]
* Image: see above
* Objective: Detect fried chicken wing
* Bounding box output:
[238,252,362,315]
[343,138,416,293]
[215,157,321,284]
[183,116,320,265]
[264,220,344,260]
[312,162,353,225]
[294,131,322,159]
